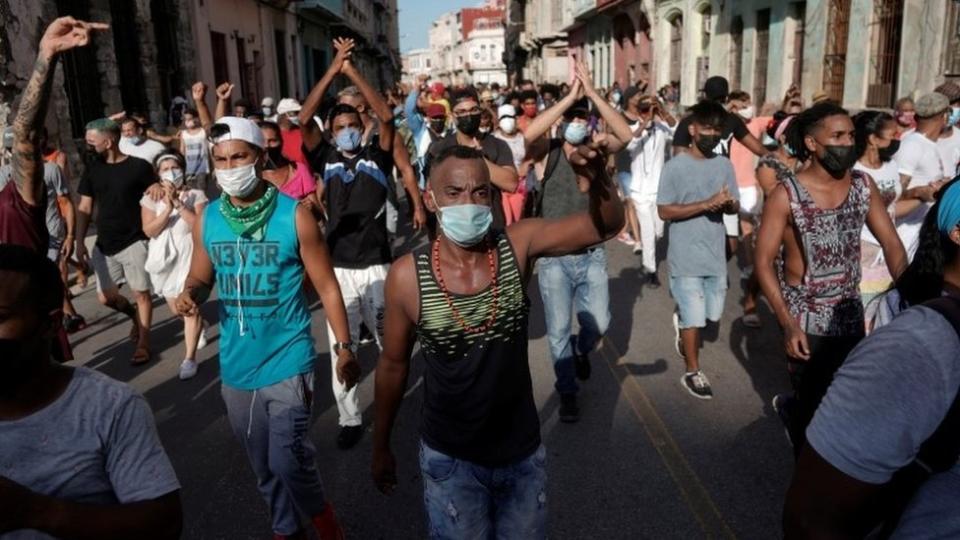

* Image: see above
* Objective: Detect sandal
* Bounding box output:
[131,346,151,366]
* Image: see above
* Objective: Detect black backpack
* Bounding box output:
[877,295,960,537]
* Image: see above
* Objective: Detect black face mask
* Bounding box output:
[818,144,858,179]
[265,146,289,170]
[456,113,482,136]
[695,134,720,158]
[84,144,105,163]
[430,119,446,134]
[878,138,900,163]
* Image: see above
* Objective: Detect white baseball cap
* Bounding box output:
[261,97,275,107]
[498,104,517,119]
[276,98,302,115]
[210,116,265,149]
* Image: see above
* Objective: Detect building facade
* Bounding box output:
[401,47,432,81]
[423,3,507,87]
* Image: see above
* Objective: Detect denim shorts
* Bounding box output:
[669,275,727,329]
[420,441,547,540]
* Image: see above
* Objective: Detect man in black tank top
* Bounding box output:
[371,134,625,538]
[521,62,634,422]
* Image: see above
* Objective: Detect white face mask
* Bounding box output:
[499,117,517,134]
[737,106,755,120]
[216,163,259,197]
[160,168,184,188]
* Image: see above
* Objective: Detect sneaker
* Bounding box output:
[632,245,643,255]
[63,314,86,334]
[559,393,580,423]
[574,350,591,381]
[646,272,661,289]
[337,425,363,450]
[772,394,795,447]
[178,359,198,380]
[197,325,209,350]
[681,371,713,400]
[358,323,375,346]
[672,312,685,359]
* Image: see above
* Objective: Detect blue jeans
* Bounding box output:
[420,441,547,540]
[221,373,327,535]
[668,275,727,329]
[538,248,611,395]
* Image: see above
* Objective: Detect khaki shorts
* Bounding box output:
[91,240,151,293]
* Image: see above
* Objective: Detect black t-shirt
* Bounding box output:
[424,132,516,230]
[671,109,750,158]
[78,156,154,255]
[304,141,395,268]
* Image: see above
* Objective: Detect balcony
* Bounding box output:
[299,0,344,18]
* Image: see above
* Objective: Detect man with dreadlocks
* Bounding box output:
[755,102,908,456]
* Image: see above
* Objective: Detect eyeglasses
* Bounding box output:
[453,108,481,117]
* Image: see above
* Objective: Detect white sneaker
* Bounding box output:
[178,359,198,380]
[682,371,713,400]
[672,312,685,359]
[197,326,208,350]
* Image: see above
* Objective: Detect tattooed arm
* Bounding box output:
[11,17,108,206]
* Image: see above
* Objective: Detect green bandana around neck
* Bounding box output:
[218,183,279,241]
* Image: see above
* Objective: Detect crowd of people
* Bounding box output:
[2,16,960,540]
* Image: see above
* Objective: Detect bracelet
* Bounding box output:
[333,341,354,353]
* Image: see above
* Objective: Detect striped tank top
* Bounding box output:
[414,232,540,466]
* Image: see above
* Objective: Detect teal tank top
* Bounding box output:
[202,194,314,390]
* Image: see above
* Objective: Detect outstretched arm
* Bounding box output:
[508,142,625,264]
[342,59,394,153]
[300,38,355,152]
[523,78,581,146]
[12,17,108,205]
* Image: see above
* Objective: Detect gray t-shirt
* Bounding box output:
[0,367,180,540]
[807,305,960,538]
[0,162,68,242]
[656,153,738,277]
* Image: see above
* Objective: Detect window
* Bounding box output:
[211,31,230,86]
[110,0,148,113]
[866,0,903,107]
[55,0,104,138]
[943,1,960,75]
[669,15,683,84]
[275,30,289,98]
[754,9,771,105]
[824,0,852,103]
[729,17,744,91]
[791,2,806,87]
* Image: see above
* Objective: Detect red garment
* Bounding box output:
[281,127,307,165]
[0,181,48,252]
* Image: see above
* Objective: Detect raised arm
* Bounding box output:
[372,255,418,495]
[214,83,233,121]
[577,62,632,153]
[523,78,581,146]
[12,18,107,205]
[405,85,425,135]
[508,142,625,263]
[341,59,394,153]
[300,38,355,152]
[191,82,214,130]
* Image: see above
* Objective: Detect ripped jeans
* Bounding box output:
[420,441,547,540]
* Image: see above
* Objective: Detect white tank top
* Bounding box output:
[182,129,210,175]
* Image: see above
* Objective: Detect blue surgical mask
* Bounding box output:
[336,127,362,153]
[433,199,493,247]
[949,106,960,127]
[564,122,589,145]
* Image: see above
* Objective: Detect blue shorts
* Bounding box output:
[669,275,727,329]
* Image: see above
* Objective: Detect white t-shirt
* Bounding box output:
[937,126,960,179]
[854,160,901,246]
[119,138,167,166]
[493,131,526,170]
[895,131,945,258]
[626,120,672,199]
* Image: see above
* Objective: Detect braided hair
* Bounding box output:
[784,102,849,162]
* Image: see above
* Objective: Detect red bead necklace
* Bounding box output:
[432,237,500,334]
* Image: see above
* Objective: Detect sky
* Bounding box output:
[398,0,484,53]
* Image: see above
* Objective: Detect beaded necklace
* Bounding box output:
[431,237,499,334]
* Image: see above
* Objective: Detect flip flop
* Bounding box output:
[131,346,151,366]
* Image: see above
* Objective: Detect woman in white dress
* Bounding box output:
[141,152,207,379]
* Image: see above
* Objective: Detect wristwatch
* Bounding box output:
[333,341,353,353]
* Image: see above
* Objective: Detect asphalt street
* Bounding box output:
[66,223,796,540]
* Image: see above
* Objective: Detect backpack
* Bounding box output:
[876,295,960,538]
[525,138,566,219]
